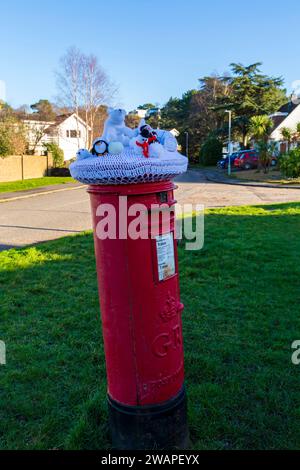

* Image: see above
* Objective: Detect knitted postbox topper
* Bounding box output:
[70,109,188,185]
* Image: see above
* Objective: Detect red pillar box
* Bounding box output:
[70,114,189,449]
[88,181,187,448]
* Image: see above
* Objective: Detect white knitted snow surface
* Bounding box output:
[69,149,188,185]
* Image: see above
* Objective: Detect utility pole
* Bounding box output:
[185,131,189,159]
[225,110,232,176]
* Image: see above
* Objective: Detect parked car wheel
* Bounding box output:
[244,163,252,170]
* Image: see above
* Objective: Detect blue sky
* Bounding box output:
[1,0,299,111]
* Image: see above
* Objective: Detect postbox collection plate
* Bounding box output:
[155,232,176,281]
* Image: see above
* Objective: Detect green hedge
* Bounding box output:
[0,130,13,157]
[199,138,223,166]
[44,143,64,168]
[279,147,300,178]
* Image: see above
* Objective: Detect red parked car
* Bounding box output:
[233,150,259,170]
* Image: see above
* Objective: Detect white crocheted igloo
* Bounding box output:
[70,110,188,185]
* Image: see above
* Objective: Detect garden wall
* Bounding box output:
[0,155,53,182]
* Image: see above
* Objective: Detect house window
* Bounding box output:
[68,130,81,138]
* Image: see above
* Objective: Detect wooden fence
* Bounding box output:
[0,155,53,182]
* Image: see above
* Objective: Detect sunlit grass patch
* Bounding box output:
[0,177,75,194]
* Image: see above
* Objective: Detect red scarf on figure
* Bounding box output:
[136,135,157,158]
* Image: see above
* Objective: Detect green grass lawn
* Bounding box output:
[226,169,300,185]
[1,203,300,449]
[0,177,75,194]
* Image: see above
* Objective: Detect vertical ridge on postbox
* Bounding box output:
[90,191,139,405]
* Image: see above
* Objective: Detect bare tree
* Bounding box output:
[56,47,117,148]
[26,122,50,154]
[82,54,117,146]
[56,46,83,147]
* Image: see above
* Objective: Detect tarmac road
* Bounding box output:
[1,169,300,251]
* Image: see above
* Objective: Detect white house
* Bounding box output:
[23,113,91,161]
[23,119,54,155]
[170,128,180,137]
[270,102,300,152]
[128,109,147,119]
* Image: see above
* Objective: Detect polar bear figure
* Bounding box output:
[76,148,93,160]
[101,108,134,147]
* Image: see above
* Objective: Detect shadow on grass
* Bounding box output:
[1,204,300,449]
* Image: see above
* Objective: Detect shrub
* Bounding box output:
[254,141,278,173]
[44,143,64,168]
[279,148,300,178]
[199,138,223,166]
[50,167,71,177]
[0,129,13,156]
[0,118,27,157]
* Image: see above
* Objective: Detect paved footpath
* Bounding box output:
[1,169,300,251]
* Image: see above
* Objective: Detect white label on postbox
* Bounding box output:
[156,232,175,281]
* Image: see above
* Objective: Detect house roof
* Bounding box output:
[270,114,287,130]
[270,101,299,133]
[54,113,73,124]
[22,112,91,131]
[278,102,298,114]
[21,116,55,124]
[44,113,91,134]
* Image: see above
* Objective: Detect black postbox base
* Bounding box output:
[107,386,189,450]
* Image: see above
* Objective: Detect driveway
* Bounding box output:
[1,169,300,250]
